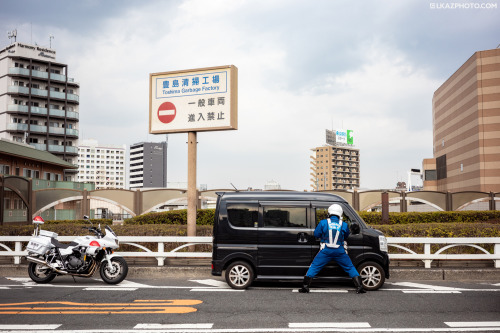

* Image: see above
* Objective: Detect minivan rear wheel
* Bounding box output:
[225,261,254,289]
[357,261,385,291]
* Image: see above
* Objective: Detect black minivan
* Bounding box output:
[211,191,390,290]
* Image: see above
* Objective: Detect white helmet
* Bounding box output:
[328,204,343,217]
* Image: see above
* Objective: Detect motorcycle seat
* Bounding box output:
[51,238,78,249]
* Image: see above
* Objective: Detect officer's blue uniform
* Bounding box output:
[305,215,359,278]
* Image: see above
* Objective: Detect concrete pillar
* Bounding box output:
[353,189,359,211]
[381,192,389,224]
[400,191,407,213]
[490,192,496,211]
[446,191,452,211]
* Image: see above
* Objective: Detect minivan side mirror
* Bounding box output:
[350,222,360,235]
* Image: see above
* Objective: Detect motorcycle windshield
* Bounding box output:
[105,225,117,238]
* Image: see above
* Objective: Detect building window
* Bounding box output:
[436,155,447,180]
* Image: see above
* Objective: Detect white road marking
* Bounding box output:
[388,282,464,291]
[134,323,213,329]
[445,322,500,327]
[190,288,244,292]
[190,279,228,288]
[402,290,461,294]
[292,289,348,293]
[5,326,500,332]
[0,324,61,330]
[0,287,10,289]
[84,288,138,291]
[289,322,371,328]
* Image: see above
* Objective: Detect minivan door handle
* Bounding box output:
[297,232,308,243]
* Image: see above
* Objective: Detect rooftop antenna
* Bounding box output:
[49,35,54,48]
[7,29,17,43]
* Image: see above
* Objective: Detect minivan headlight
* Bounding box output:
[379,235,388,252]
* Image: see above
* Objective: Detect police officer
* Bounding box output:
[298,203,366,294]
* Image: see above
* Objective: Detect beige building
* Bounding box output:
[423,48,500,192]
[310,145,360,191]
[0,42,80,181]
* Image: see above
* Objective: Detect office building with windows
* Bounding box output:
[129,142,167,189]
[0,42,80,181]
[422,48,500,192]
[77,139,126,189]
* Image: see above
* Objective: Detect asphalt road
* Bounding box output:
[0,276,499,333]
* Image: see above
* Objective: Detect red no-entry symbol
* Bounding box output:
[158,102,176,124]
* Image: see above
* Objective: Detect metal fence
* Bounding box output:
[0,236,499,268]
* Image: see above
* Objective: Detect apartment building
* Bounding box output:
[77,139,126,189]
[0,42,80,181]
[423,48,500,192]
[310,145,360,191]
[129,142,167,189]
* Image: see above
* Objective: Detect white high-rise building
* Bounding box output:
[0,42,80,181]
[77,139,127,189]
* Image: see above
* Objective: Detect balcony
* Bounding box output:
[29,143,47,150]
[32,70,49,79]
[7,105,48,116]
[8,86,29,94]
[66,111,79,120]
[7,123,28,131]
[48,127,65,135]
[67,93,79,102]
[8,67,30,76]
[32,88,48,97]
[66,128,79,136]
[49,108,65,117]
[50,73,67,82]
[31,125,48,133]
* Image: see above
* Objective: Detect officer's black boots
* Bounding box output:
[298,276,313,293]
[353,276,366,294]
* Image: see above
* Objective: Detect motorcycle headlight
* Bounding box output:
[379,235,388,252]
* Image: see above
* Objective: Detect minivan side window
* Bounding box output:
[227,203,258,228]
[315,207,353,227]
[263,207,307,228]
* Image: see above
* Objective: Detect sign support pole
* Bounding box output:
[187,131,197,240]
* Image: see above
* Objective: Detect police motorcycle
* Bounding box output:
[26,215,128,284]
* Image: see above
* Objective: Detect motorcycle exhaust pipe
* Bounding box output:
[26,256,99,278]
[26,256,68,275]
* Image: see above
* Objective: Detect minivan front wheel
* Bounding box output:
[357,261,385,291]
[225,261,254,290]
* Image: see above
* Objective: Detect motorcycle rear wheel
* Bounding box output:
[99,257,128,284]
[28,262,56,283]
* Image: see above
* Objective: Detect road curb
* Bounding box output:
[1,265,499,281]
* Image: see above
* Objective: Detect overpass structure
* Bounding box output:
[0,175,498,224]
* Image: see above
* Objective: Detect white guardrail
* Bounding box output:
[0,236,499,268]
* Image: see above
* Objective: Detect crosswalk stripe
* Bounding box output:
[403,290,461,294]
[190,288,243,292]
[0,324,61,330]
[292,289,348,293]
[83,288,138,291]
[289,322,371,328]
[445,322,500,327]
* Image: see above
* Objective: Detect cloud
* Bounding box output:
[1,0,497,191]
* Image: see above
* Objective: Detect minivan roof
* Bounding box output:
[217,191,347,203]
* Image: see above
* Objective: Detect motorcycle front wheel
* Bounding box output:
[28,262,56,283]
[99,257,128,284]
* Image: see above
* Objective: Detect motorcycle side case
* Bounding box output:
[27,236,52,255]
[39,230,58,238]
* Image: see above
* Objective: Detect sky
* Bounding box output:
[1,0,499,191]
